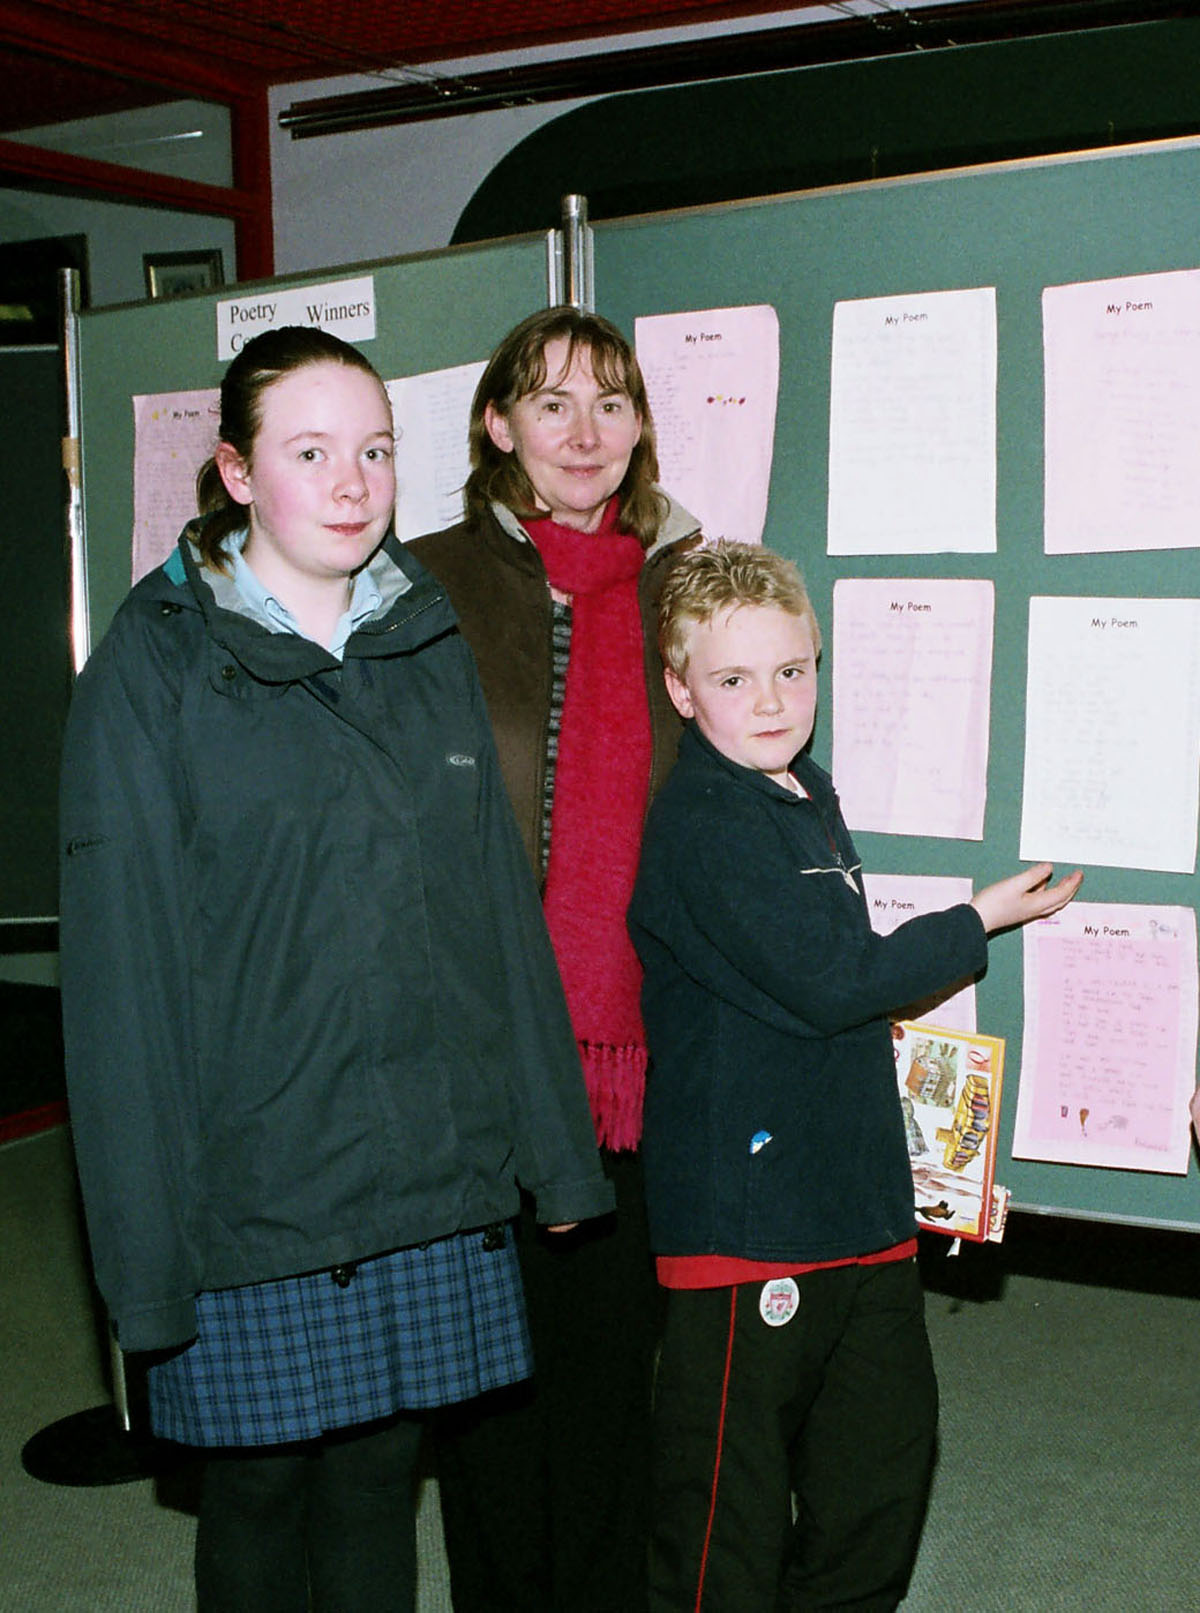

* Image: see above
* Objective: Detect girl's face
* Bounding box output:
[484,336,642,533]
[217,361,395,592]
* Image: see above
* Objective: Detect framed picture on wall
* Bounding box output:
[143,249,224,300]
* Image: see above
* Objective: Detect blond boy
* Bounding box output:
[628,541,1080,1611]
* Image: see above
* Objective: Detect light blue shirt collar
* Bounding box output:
[223,531,383,662]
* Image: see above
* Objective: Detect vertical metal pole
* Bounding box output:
[546,226,565,306]
[64,264,125,1427]
[560,194,594,313]
[110,1331,131,1433]
[59,268,90,672]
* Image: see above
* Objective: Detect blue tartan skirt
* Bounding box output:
[147,1224,531,1448]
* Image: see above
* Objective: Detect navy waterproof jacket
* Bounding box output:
[628,724,988,1264]
[59,530,612,1352]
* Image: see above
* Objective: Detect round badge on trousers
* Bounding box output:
[759,1276,800,1327]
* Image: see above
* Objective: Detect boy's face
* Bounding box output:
[665,603,818,786]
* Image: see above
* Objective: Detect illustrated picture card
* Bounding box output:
[894,1020,1006,1242]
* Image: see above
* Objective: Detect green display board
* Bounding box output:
[72,136,1200,1228]
[594,135,1200,1230]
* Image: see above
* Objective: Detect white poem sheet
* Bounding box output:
[388,361,486,543]
[635,305,779,544]
[862,873,978,1031]
[1043,269,1200,554]
[1013,903,1198,1175]
[827,286,996,555]
[831,578,994,840]
[1019,597,1200,874]
[131,389,220,582]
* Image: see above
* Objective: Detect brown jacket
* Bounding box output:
[410,496,701,882]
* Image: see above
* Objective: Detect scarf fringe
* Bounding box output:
[581,1040,648,1153]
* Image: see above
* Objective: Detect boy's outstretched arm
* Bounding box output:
[970,862,1083,935]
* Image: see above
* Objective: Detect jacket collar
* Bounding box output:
[489,488,701,559]
[165,522,459,684]
[645,492,702,560]
[678,720,832,808]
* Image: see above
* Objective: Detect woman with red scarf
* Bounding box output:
[411,307,699,1612]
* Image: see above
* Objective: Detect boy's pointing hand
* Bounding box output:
[970,863,1084,936]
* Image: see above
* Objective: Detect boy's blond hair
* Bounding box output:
[658,540,822,677]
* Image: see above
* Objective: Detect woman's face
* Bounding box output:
[484,336,642,533]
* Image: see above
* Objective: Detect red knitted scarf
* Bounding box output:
[523,499,652,1151]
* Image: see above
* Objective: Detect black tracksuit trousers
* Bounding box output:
[648,1257,938,1612]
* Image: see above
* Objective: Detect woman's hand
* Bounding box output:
[970,863,1083,935]
[547,1222,579,1234]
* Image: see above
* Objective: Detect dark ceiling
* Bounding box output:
[9,0,776,90]
[1,0,1187,138]
[0,0,810,130]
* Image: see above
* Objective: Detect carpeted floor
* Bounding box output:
[913,1221,1200,1610]
[4,1124,1199,1610]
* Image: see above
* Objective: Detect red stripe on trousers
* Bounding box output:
[693,1286,739,1612]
